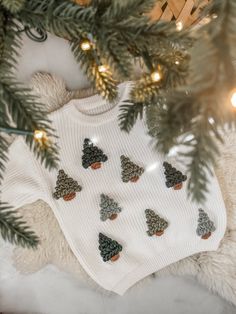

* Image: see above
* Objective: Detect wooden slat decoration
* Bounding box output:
[149,0,211,26]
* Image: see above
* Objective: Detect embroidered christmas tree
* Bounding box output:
[98,233,122,262]
[163,161,187,190]
[145,209,168,237]
[196,208,216,240]
[120,155,144,183]
[82,138,108,170]
[53,169,82,201]
[100,194,122,221]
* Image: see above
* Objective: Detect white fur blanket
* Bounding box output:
[12,72,236,305]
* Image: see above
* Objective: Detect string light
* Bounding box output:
[201,16,211,25]
[34,130,48,146]
[208,117,215,125]
[176,21,183,31]
[80,39,92,51]
[231,90,236,108]
[175,60,180,65]
[212,13,218,19]
[151,70,161,82]
[98,65,108,73]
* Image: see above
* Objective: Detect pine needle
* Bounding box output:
[0,202,39,249]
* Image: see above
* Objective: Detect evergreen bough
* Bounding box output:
[163,162,187,190]
[98,232,122,262]
[196,208,216,240]
[0,202,39,249]
[53,169,82,201]
[99,194,122,221]
[120,155,144,183]
[145,209,168,237]
[82,138,108,170]
[118,0,236,204]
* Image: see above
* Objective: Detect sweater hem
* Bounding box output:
[111,240,221,295]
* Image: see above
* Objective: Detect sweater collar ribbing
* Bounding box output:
[64,82,130,125]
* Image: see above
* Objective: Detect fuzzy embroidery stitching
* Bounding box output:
[82,138,108,170]
[145,209,168,237]
[98,233,122,262]
[53,169,82,201]
[120,155,144,183]
[99,194,122,221]
[196,208,216,239]
[163,161,187,190]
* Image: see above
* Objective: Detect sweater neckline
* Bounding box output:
[64,82,130,125]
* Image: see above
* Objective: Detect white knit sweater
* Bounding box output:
[1,82,227,295]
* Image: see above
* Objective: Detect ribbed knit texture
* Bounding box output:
[1,82,227,295]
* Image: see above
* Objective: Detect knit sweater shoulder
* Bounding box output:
[1,82,227,295]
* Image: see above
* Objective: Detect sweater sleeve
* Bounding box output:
[1,137,47,208]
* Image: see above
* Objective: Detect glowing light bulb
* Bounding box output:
[151,71,161,82]
[208,117,215,124]
[212,13,218,19]
[176,21,183,31]
[34,130,48,146]
[80,39,92,51]
[201,16,211,25]
[231,91,236,108]
[34,130,45,140]
[175,60,180,65]
[98,65,108,73]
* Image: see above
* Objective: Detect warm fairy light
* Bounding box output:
[175,60,180,65]
[80,39,92,51]
[176,21,183,31]
[212,13,218,19]
[98,65,108,73]
[231,91,236,108]
[201,16,211,25]
[151,71,161,82]
[208,117,215,125]
[34,130,48,146]
[34,130,45,140]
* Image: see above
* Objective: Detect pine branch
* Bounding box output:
[119,101,145,133]
[0,18,59,173]
[19,0,95,39]
[0,79,59,170]
[1,0,25,13]
[0,202,39,248]
[96,31,132,79]
[0,135,9,181]
[71,40,118,101]
[102,0,156,21]
[182,127,220,204]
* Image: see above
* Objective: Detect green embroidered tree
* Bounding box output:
[145,209,168,237]
[82,138,108,170]
[163,162,187,190]
[100,194,122,221]
[196,208,216,240]
[53,169,82,201]
[120,155,144,183]
[98,233,122,262]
